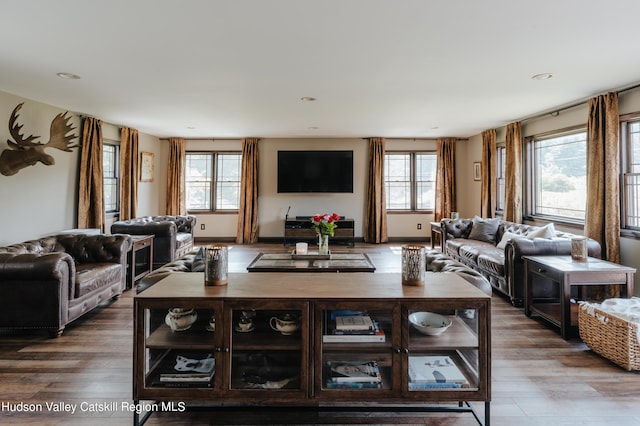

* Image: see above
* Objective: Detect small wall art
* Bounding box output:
[473,162,481,181]
[140,151,154,182]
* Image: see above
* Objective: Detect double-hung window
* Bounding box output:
[103,143,119,214]
[185,152,242,211]
[526,129,587,222]
[621,117,640,230]
[496,146,506,214]
[385,152,436,211]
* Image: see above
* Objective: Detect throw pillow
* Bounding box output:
[496,231,525,250]
[192,246,206,272]
[526,223,556,239]
[467,216,501,243]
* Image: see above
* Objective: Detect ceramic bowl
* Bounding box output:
[408,312,452,336]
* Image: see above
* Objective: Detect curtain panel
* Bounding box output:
[434,138,456,222]
[481,129,497,218]
[166,137,186,216]
[77,117,105,231]
[586,92,621,265]
[119,127,139,220]
[504,122,523,223]
[236,138,260,244]
[364,137,388,243]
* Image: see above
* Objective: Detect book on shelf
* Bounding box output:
[323,324,385,343]
[407,356,468,386]
[335,315,375,331]
[327,360,382,383]
[154,351,216,383]
[325,381,383,389]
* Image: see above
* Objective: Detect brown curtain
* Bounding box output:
[77,117,105,231]
[236,138,260,243]
[119,127,139,220]
[166,137,186,216]
[481,129,497,218]
[364,137,388,243]
[434,138,456,221]
[586,92,620,265]
[504,122,523,223]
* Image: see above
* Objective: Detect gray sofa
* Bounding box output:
[441,217,601,306]
[111,215,196,270]
[0,233,131,337]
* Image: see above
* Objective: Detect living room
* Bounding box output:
[2,2,640,425]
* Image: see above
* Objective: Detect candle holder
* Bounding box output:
[571,236,588,262]
[402,244,426,286]
[204,244,228,286]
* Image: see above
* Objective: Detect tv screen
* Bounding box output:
[277,150,353,193]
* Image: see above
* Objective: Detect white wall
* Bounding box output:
[0,90,163,245]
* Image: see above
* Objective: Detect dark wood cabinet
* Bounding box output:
[284,218,355,246]
[133,272,491,425]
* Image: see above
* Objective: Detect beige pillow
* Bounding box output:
[496,231,525,250]
[526,223,556,239]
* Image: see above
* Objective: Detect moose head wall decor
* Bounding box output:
[0,102,78,176]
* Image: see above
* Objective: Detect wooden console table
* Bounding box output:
[133,272,491,425]
[523,255,635,339]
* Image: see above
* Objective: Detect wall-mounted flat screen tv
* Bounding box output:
[277,150,354,193]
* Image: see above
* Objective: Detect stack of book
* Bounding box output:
[151,351,216,387]
[322,314,386,343]
[325,360,383,389]
[407,355,469,389]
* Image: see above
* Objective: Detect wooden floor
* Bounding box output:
[1,243,639,426]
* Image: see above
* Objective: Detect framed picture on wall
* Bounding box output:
[473,162,481,181]
[140,152,154,182]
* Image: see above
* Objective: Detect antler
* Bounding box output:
[7,102,41,150]
[46,111,78,152]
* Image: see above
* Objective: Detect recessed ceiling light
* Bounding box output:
[531,73,553,80]
[308,126,320,130]
[56,72,81,80]
[301,96,316,102]
[430,126,439,130]
[186,126,196,130]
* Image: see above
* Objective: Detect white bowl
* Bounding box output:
[409,312,452,336]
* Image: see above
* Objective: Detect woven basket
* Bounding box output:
[578,305,640,371]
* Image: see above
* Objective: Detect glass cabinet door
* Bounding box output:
[315,301,399,397]
[136,300,223,395]
[404,302,486,395]
[225,301,309,396]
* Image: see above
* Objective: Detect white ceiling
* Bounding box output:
[2,0,640,139]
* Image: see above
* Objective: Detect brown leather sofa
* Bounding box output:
[0,233,131,337]
[441,218,601,306]
[111,215,196,270]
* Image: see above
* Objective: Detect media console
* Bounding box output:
[284,217,355,246]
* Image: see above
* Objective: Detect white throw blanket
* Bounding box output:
[579,297,640,344]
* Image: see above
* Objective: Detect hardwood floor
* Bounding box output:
[1,243,639,426]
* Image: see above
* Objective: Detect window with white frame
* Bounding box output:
[621,118,640,230]
[186,152,242,211]
[103,143,119,213]
[385,152,436,211]
[495,146,506,213]
[526,129,587,222]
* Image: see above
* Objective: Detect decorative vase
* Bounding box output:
[318,234,329,255]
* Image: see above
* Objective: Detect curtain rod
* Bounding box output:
[519,81,640,124]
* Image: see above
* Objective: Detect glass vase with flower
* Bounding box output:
[311,213,340,255]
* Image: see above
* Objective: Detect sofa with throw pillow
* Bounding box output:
[440,217,601,306]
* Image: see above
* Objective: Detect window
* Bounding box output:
[385,152,436,211]
[526,129,587,222]
[621,118,640,230]
[186,152,242,211]
[496,146,506,213]
[103,143,119,213]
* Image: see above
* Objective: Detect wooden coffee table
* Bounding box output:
[246,252,376,272]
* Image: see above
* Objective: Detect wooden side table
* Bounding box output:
[127,235,154,289]
[523,255,635,339]
[430,221,443,250]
